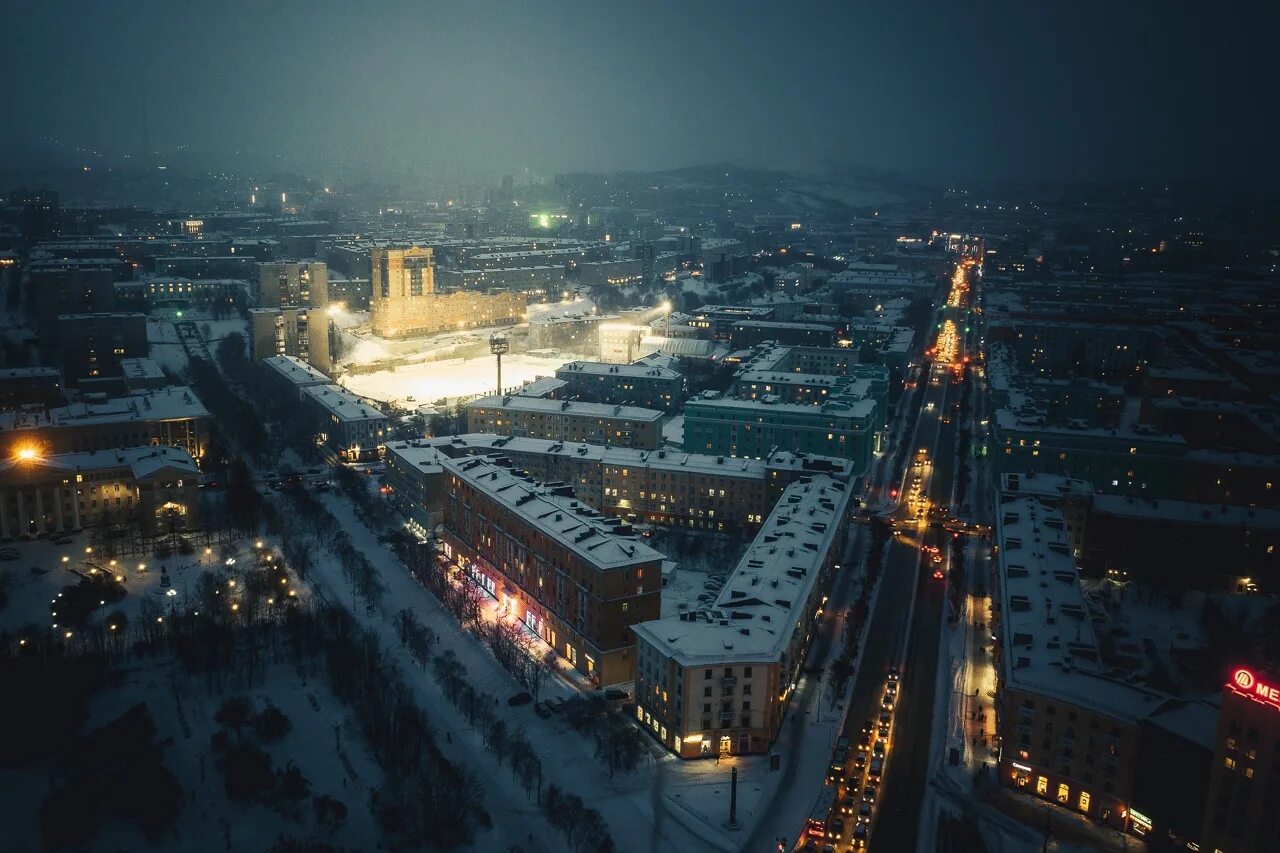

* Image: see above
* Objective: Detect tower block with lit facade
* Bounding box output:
[370,246,527,339]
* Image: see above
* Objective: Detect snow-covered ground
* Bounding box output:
[0,652,384,850]
[296,488,802,852]
[526,294,595,322]
[340,351,582,407]
[147,318,191,374]
[0,533,228,635]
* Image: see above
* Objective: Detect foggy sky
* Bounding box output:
[1,0,1273,186]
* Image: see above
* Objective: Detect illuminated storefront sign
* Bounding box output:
[1227,667,1280,711]
[1011,762,1033,772]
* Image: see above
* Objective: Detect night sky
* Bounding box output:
[1,0,1272,185]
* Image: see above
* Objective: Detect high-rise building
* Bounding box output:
[249,307,332,373]
[370,246,526,338]
[257,261,328,309]
[55,313,148,385]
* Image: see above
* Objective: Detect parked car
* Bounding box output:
[533,701,552,718]
[507,691,533,706]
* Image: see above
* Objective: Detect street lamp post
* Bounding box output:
[490,332,509,395]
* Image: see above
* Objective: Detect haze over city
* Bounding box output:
[1,3,1277,853]
[2,1,1275,186]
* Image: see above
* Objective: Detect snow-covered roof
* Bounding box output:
[685,393,877,421]
[0,367,61,380]
[633,475,852,664]
[0,444,198,480]
[299,384,386,423]
[263,354,331,386]
[119,357,166,383]
[466,394,665,423]
[514,376,567,398]
[996,496,1165,724]
[1000,472,1093,500]
[428,451,664,570]
[0,386,208,432]
[1092,494,1280,529]
[556,361,682,381]
[426,433,854,482]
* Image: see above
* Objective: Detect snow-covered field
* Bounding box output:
[341,351,583,407]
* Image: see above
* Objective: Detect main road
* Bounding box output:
[863,262,974,852]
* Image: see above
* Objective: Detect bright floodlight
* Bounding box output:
[15,446,39,461]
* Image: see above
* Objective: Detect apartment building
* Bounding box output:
[994,495,1166,830]
[465,395,665,450]
[434,451,665,686]
[555,360,686,411]
[0,386,210,462]
[632,475,853,757]
[261,356,385,459]
[370,246,527,338]
[684,392,880,471]
[418,432,853,532]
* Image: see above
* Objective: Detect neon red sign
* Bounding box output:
[1227,667,1280,712]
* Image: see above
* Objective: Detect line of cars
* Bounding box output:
[800,668,900,851]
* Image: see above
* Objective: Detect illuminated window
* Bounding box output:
[1036,776,1048,796]
[1078,791,1091,812]
[1224,757,1237,770]
[1056,783,1069,804]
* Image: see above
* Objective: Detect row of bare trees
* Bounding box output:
[481,618,558,701]
[426,650,550,827]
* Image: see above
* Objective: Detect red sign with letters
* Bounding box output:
[1227,667,1280,712]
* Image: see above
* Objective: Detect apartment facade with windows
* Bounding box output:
[465,395,665,449]
[632,476,853,757]
[684,392,879,470]
[994,495,1165,830]
[423,432,853,532]
[435,452,664,686]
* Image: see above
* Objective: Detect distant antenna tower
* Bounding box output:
[490,332,510,395]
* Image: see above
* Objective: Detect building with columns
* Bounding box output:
[0,445,200,539]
